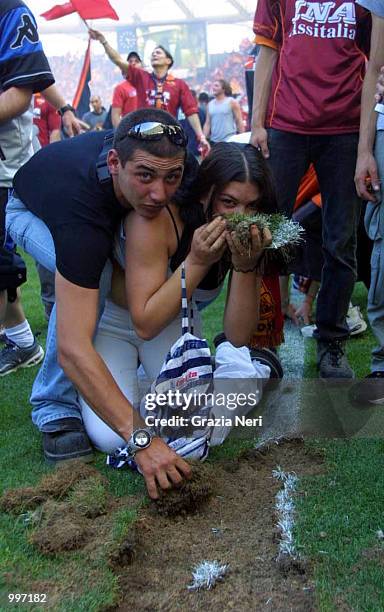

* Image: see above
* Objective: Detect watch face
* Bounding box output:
[133,429,151,448]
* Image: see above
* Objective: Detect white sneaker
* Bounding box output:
[300,324,317,338]
[300,305,367,338]
[346,305,367,336]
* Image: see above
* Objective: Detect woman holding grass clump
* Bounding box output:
[80,142,284,458]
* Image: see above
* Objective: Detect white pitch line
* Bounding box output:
[272,467,300,561]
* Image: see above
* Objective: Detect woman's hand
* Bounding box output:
[227,225,272,272]
[188,216,227,267]
[134,437,192,499]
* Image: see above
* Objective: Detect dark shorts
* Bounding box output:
[0,187,27,293]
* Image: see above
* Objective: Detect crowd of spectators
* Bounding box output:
[49,53,121,107]
[47,38,254,113]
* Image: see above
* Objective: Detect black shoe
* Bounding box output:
[249,347,284,379]
[349,371,384,406]
[317,339,354,379]
[42,418,94,463]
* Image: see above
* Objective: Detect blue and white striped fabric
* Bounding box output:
[140,261,213,436]
[107,262,212,472]
[107,433,209,471]
[154,264,211,393]
[181,263,193,334]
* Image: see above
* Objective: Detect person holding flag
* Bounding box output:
[89,28,210,156]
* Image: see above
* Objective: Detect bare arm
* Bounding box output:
[0,86,32,124]
[223,226,272,346]
[89,28,129,74]
[55,271,191,498]
[231,99,245,134]
[203,109,211,139]
[187,113,210,152]
[42,84,66,110]
[56,273,140,440]
[224,272,262,346]
[355,13,384,201]
[42,84,81,136]
[125,212,227,340]
[250,45,278,157]
[111,106,122,128]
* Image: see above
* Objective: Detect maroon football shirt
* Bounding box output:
[126,65,198,118]
[33,93,61,147]
[253,0,371,134]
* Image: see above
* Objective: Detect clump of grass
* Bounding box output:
[224,212,304,274]
[225,212,304,249]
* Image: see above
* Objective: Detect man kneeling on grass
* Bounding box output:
[6,108,197,499]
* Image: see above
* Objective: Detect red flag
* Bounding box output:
[41,0,119,21]
[41,2,76,20]
[71,0,119,20]
[72,41,92,117]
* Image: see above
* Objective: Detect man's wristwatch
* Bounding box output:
[58,104,75,117]
[123,428,153,459]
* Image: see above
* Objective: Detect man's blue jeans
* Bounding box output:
[6,194,112,430]
[267,129,361,341]
[365,130,384,371]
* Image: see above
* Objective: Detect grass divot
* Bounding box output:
[29,499,90,553]
[0,461,104,513]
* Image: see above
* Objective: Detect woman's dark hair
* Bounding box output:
[177,143,277,234]
[196,142,277,217]
[113,108,185,166]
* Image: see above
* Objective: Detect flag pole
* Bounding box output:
[80,16,90,29]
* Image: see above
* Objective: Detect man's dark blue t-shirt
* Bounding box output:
[13,131,126,288]
[0,0,54,93]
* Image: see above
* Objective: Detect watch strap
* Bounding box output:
[106,428,152,470]
[58,104,75,117]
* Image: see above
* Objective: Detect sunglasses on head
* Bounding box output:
[119,122,187,147]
